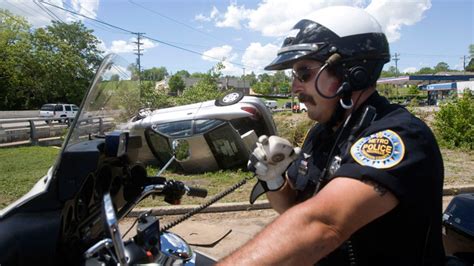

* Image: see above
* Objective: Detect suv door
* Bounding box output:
[64,105,72,118]
[54,104,64,119]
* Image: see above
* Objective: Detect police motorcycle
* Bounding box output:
[443,194,474,265]
[0,54,275,265]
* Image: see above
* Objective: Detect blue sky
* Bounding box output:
[2,0,473,76]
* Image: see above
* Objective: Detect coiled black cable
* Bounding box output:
[160,176,253,232]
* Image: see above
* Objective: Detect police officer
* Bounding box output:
[218,6,445,265]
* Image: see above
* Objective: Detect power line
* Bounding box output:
[34,0,64,23]
[4,0,36,18]
[61,1,126,34]
[142,35,247,67]
[40,1,252,69]
[127,0,246,53]
[40,1,137,34]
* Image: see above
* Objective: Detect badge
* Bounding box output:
[328,156,341,176]
[350,130,405,169]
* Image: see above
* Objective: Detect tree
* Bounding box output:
[110,74,120,81]
[0,9,35,109]
[0,11,103,109]
[258,73,271,83]
[142,67,168,81]
[127,63,140,81]
[168,74,185,95]
[243,71,257,86]
[434,90,474,149]
[417,67,436,74]
[466,44,474,72]
[252,81,272,95]
[434,62,450,73]
[381,66,398,77]
[466,58,474,72]
[177,62,223,105]
[407,85,419,95]
[175,70,190,78]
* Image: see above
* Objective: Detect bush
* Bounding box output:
[274,113,314,146]
[433,90,474,150]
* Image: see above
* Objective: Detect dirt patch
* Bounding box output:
[441,148,474,186]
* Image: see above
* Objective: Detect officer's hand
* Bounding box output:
[247,135,301,191]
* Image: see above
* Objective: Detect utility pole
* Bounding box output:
[392,53,400,77]
[133,32,144,82]
[242,67,246,93]
[133,32,144,99]
[461,55,468,71]
[392,53,400,99]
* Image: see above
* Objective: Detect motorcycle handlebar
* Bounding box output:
[185,186,208,198]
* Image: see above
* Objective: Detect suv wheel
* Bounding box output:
[215,91,244,106]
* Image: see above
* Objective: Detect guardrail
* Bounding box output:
[0,117,112,147]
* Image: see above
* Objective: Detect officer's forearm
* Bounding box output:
[217,199,343,265]
[266,179,297,214]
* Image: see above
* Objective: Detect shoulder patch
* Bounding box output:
[350,130,405,169]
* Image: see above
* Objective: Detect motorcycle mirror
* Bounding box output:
[172,139,190,162]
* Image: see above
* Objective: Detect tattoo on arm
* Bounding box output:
[361,179,387,196]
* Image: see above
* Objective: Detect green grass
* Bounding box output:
[0,146,258,208]
[138,168,258,207]
[1,119,473,209]
[0,146,60,208]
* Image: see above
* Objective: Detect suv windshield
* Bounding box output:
[40,104,55,111]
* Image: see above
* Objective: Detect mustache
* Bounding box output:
[298,93,316,105]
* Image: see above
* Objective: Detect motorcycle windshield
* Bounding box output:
[62,54,139,149]
[58,53,276,174]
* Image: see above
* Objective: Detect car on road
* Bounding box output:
[39,103,79,123]
[125,91,277,173]
[292,102,307,113]
[264,100,278,109]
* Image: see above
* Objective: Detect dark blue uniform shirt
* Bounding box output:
[287,91,445,265]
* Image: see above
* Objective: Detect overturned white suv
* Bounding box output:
[124,91,277,173]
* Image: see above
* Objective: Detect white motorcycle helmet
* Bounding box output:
[265,6,390,91]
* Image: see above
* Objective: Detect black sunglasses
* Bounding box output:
[291,66,321,83]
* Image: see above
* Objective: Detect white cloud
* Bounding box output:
[203,0,430,42]
[195,14,211,22]
[403,67,417,73]
[220,61,244,76]
[366,0,431,42]
[97,38,107,53]
[242,42,280,73]
[71,0,99,19]
[246,0,356,37]
[215,3,252,29]
[0,0,101,27]
[108,38,157,54]
[202,45,237,62]
[195,6,219,22]
[201,45,242,75]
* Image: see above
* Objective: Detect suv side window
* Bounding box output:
[65,105,72,111]
[54,105,63,111]
[72,105,79,111]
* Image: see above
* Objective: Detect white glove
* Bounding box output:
[248,135,301,190]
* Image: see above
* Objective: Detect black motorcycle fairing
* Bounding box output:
[54,138,148,264]
[0,210,61,265]
[56,139,104,202]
